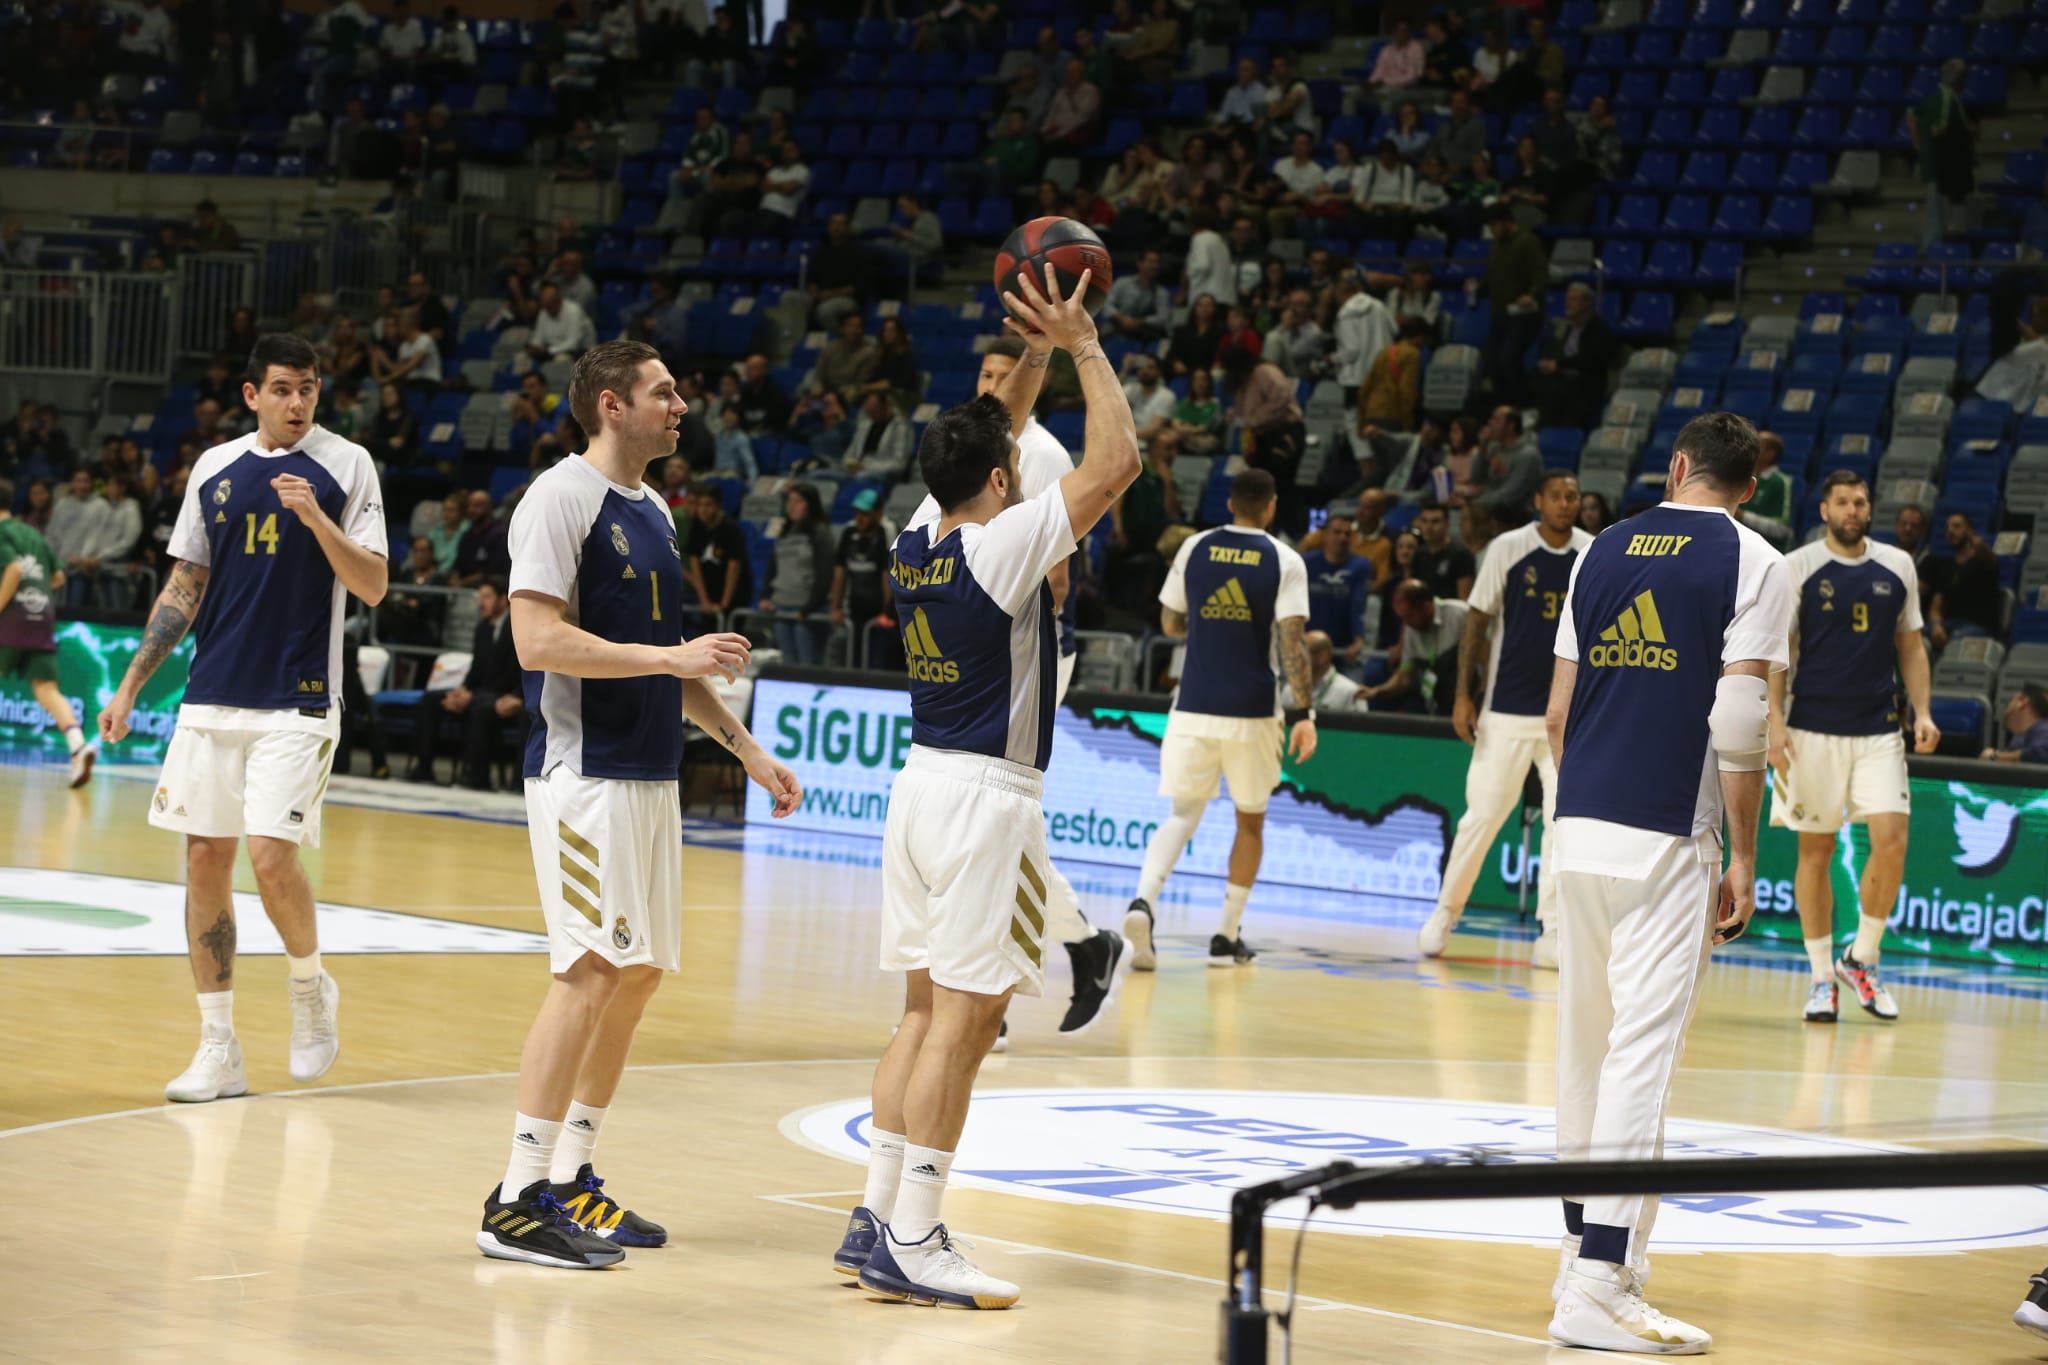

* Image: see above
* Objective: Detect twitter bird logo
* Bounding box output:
[1952,801,2020,875]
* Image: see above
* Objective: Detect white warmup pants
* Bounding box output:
[1435,713,1558,925]
[1554,834,1717,1257]
[1044,649,1090,946]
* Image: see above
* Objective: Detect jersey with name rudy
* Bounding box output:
[169,425,386,717]
[1554,505,1789,839]
[1469,521,1591,716]
[510,456,688,781]
[1783,539,1922,736]
[891,482,1077,770]
[1162,526,1310,719]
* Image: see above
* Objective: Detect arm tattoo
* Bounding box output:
[1458,608,1491,702]
[717,724,740,751]
[1074,342,1110,369]
[1278,617,1313,709]
[197,907,235,986]
[130,561,207,686]
[1024,349,1051,369]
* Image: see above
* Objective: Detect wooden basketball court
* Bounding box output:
[3,762,2045,1363]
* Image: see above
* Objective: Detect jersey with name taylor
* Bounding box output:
[1161,526,1310,719]
[1783,539,1923,736]
[168,425,386,714]
[510,456,688,782]
[1554,505,1789,839]
[1468,521,1591,716]
[891,483,1077,770]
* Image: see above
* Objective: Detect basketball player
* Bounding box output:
[1420,470,1590,968]
[99,335,385,1103]
[906,332,1131,1039]
[0,478,93,786]
[480,340,801,1269]
[1768,471,1937,1024]
[1122,468,1317,971]
[1545,412,1789,1354]
[837,265,1137,1308]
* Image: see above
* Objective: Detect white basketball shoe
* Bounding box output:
[287,972,341,1082]
[858,1224,1021,1309]
[1417,906,1458,957]
[1550,1259,1708,1355]
[165,1033,247,1103]
[1552,1234,1651,1304]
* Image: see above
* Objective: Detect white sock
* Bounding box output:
[198,990,234,1038]
[1804,935,1834,982]
[63,725,84,755]
[501,1112,562,1200]
[1137,799,1205,904]
[550,1101,606,1183]
[890,1143,955,1246]
[1218,883,1251,940]
[286,951,322,982]
[1851,915,1885,965]
[863,1127,907,1219]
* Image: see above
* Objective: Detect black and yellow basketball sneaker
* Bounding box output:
[477,1179,625,1269]
[548,1164,668,1248]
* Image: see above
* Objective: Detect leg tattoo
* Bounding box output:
[198,909,235,986]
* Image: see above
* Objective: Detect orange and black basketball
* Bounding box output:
[993,216,1113,316]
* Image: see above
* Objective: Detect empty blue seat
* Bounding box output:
[1633,152,1681,190]
[1648,108,1694,146]
[1662,193,1711,236]
[1921,23,1966,61]
[1698,240,1743,288]
[1743,107,1791,148]
[1569,72,1612,108]
[1633,31,1679,65]
[1713,193,1762,237]
[1856,66,1905,104]
[1954,398,2013,443]
[1619,70,1662,107]
[1730,151,1778,192]
[232,151,272,176]
[1599,238,1647,285]
[1780,151,1830,190]
[1763,196,1814,240]
[146,148,185,174]
[1696,107,1743,147]
[1613,193,1662,235]
[1680,152,1729,191]
[1643,240,1694,282]
[1586,32,1631,67]
[1675,31,1723,66]
[1709,68,1756,103]
[1772,27,1820,62]
[1621,292,1675,340]
[1844,105,1894,147]
[1793,107,1842,148]
[1819,25,1867,61]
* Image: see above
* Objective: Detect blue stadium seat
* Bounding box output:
[1697,240,1743,288]
[1633,151,1680,191]
[1819,25,1866,61]
[1786,0,1833,22]
[1658,193,1708,237]
[1780,151,1830,191]
[1772,27,1820,62]
[1792,107,1842,149]
[1728,151,1777,193]
[1568,72,1612,108]
[147,148,185,174]
[1619,70,1662,108]
[1843,105,1895,149]
[969,197,1011,239]
[1620,291,1675,341]
[1540,428,1585,468]
[1586,32,1631,68]
[901,122,938,158]
[1679,152,1729,192]
[1674,32,1722,68]
[1709,68,1756,104]
[1855,66,1905,104]
[1642,240,1694,283]
[233,151,272,176]
[1743,107,1792,149]
[1763,196,1814,241]
[1612,193,1662,236]
[1922,23,1966,62]
[1954,399,2013,444]
[1712,193,1762,238]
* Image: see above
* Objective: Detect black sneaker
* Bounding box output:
[1208,933,1256,968]
[477,1179,626,1268]
[1058,929,1129,1035]
[989,1019,1008,1054]
[2017,1268,2048,1340]
[548,1164,668,1247]
[1123,898,1157,971]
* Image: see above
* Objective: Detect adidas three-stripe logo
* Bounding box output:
[903,606,959,683]
[1587,590,1678,670]
[1200,577,1254,621]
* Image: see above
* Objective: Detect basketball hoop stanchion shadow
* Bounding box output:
[1220,1148,2048,1363]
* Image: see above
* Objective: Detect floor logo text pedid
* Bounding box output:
[789,1088,2048,1254]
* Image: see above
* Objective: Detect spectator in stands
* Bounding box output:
[1267,131,1327,240]
[88,470,142,608]
[753,140,810,236]
[1105,432,1181,617]
[1927,511,2001,646]
[377,536,448,647]
[1223,342,1308,529]
[507,372,563,464]
[1349,489,1397,584]
[1171,366,1224,453]
[1332,271,1397,407]
[1115,0,1182,83]
[736,353,793,434]
[1532,281,1618,429]
[1302,507,1375,669]
[871,193,944,289]
[527,283,596,361]
[222,305,259,358]
[1370,22,1427,103]
[1499,136,1555,228]
[1183,208,1234,309]
[1359,317,1431,432]
[766,13,821,85]
[683,5,748,87]
[1042,58,1102,147]
[681,482,753,619]
[1216,57,1268,133]
[1356,139,1419,244]
[372,311,442,393]
[1983,685,2048,764]
[808,213,875,333]
[1264,53,1317,146]
[1390,263,1442,342]
[699,130,766,238]
[1224,211,1268,300]
[815,313,877,403]
[712,407,759,481]
[1376,104,1425,164]
[0,401,61,478]
[1220,305,1263,357]
[1265,289,1330,380]
[1577,96,1623,184]
[198,28,243,129]
[410,577,521,790]
[1469,408,1543,527]
[323,316,372,393]
[1481,205,1546,406]
[624,277,690,362]
[1447,150,1501,240]
[761,482,836,665]
[1362,580,1466,714]
[864,317,922,412]
[1909,59,1973,248]
[1412,501,1476,599]
[379,0,426,71]
[47,470,108,607]
[117,0,177,68]
[1739,432,1795,548]
[546,250,598,318]
[1306,631,1368,710]
[832,489,895,668]
[139,463,183,575]
[1167,292,1225,379]
[1122,354,1179,443]
[0,221,34,269]
[1978,297,2048,409]
[1425,91,1487,180]
[1028,26,1070,85]
[791,389,855,465]
[326,384,363,443]
[371,382,421,466]
[448,489,510,587]
[1578,489,1614,535]
[999,62,1051,133]
[839,391,913,478]
[422,5,477,81]
[982,106,1043,198]
[1889,503,1934,620]
[1530,88,1578,178]
[1374,530,1422,649]
[682,107,731,185]
[404,272,451,349]
[16,478,53,532]
[1103,249,1173,343]
[657,458,691,510]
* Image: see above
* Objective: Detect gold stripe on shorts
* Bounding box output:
[561,882,602,926]
[560,852,601,899]
[1013,886,1044,936]
[559,821,600,866]
[1017,855,1046,906]
[1008,915,1043,967]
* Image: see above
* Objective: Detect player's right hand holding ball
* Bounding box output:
[1002,263,1097,357]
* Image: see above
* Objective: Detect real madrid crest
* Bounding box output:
[610,522,630,556]
[1818,578,1835,599]
[612,916,633,950]
[668,534,681,559]
[212,479,232,505]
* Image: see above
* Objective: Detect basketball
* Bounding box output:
[993,216,1114,317]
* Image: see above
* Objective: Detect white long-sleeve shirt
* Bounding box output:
[1184,229,1235,307]
[530,299,596,357]
[1334,292,1395,387]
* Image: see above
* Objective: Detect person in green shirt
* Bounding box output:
[0,478,91,785]
[983,107,1043,197]
[1908,58,1972,248]
[1172,365,1223,453]
[1740,430,1794,548]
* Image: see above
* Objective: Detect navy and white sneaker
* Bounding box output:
[832,1205,881,1280]
[1123,898,1157,971]
[2015,1267,2048,1340]
[1208,933,1256,967]
[547,1164,666,1247]
[859,1222,1020,1309]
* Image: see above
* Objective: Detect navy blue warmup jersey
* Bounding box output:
[511,457,688,781]
[1162,526,1310,719]
[1469,521,1592,717]
[1300,549,1375,651]
[1782,540,1923,737]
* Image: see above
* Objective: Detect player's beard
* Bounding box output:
[1829,517,1867,548]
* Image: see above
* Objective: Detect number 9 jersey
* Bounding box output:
[170,425,387,719]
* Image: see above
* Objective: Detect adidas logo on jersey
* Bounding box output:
[902,607,960,684]
[1200,578,1254,621]
[1588,590,1679,670]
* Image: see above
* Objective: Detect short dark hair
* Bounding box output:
[2021,683,2048,718]
[919,394,1014,512]
[478,574,508,597]
[569,338,661,433]
[1499,409,1524,435]
[1539,468,1578,494]
[1417,499,1447,516]
[1818,469,1868,500]
[1897,502,1927,523]
[1229,468,1276,511]
[985,336,1027,362]
[244,333,320,386]
[1672,411,1759,494]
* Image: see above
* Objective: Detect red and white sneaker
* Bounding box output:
[1834,952,1899,1021]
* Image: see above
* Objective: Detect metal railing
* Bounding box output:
[0,269,181,382]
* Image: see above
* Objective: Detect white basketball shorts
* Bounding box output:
[880,745,1051,998]
[1157,709,1285,814]
[1769,729,1910,834]
[148,723,338,846]
[524,765,683,974]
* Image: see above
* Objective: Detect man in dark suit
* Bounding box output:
[410,577,524,790]
[1532,282,1620,431]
